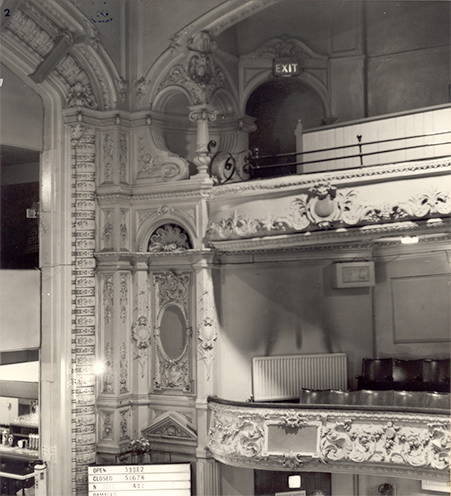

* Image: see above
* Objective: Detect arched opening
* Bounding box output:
[162,91,193,159]
[0,63,43,269]
[246,78,324,177]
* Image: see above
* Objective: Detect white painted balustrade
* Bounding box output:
[298,105,451,173]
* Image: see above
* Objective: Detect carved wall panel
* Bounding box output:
[207,162,451,242]
[133,126,189,183]
[101,273,115,394]
[100,209,114,250]
[119,208,130,251]
[152,271,194,394]
[208,400,450,480]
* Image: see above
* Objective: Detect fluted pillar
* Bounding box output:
[193,256,220,496]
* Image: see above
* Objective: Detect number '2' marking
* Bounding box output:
[4,8,10,17]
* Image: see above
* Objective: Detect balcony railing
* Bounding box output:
[209,105,451,184]
[250,130,451,179]
[207,396,450,480]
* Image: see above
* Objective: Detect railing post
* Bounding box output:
[294,119,304,173]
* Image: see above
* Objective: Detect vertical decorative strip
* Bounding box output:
[70,124,97,495]
[102,274,114,393]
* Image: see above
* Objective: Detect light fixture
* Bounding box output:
[93,360,106,375]
[400,236,419,245]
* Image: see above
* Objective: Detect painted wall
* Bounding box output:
[214,246,451,402]
[226,0,450,123]
[374,250,451,358]
[75,0,124,77]
[0,64,43,150]
[358,474,447,496]
[138,0,225,78]
[214,260,373,401]
[221,465,254,496]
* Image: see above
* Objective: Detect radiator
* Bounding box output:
[252,353,347,401]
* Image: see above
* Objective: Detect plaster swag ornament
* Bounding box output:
[132,316,152,378]
[207,401,450,474]
[206,184,451,241]
[148,224,191,253]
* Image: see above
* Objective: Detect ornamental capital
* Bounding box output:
[189,104,217,123]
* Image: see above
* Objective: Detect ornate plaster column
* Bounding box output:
[130,258,152,438]
[193,256,221,495]
[96,258,133,461]
[69,122,98,493]
[189,105,217,178]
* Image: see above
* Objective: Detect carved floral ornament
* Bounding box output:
[206,183,451,241]
[207,402,450,474]
[148,223,192,253]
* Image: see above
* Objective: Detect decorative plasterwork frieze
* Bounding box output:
[6,9,55,59]
[210,219,451,255]
[208,400,450,479]
[207,180,451,241]
[2,1,119,110]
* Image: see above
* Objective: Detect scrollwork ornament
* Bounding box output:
[66,80,96,109]
[119,342,128,394]
[132,316,151,378]
[197,289,218,380]
[102,412,113,440]
[154,272,191,312]
[120,409,129,440]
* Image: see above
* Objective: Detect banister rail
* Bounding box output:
[250,131,451,174]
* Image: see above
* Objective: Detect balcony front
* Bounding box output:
[208,394,450,482]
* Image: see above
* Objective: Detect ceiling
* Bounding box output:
[0,145,40,167]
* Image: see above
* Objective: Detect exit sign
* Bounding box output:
[273,58,300,77]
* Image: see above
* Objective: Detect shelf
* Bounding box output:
[0,445,38,461]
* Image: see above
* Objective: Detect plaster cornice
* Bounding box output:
[209,157,451,200]
[209,218,451,254]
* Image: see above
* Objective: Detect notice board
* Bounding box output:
[88,463,191,496]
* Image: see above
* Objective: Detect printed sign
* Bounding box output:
[88,463,191,496]
[273,58,300,77]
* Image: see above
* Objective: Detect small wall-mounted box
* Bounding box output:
[333,261,375,288]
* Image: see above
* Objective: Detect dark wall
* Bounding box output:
[0,182,39,269]
[246,79,324,153]
[233,0,450,144]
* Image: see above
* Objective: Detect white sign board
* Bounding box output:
[88,464,191,496]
